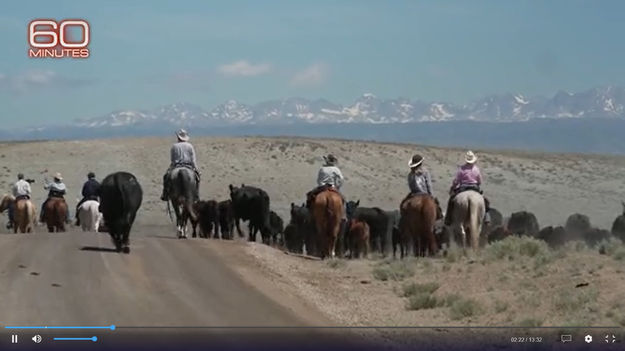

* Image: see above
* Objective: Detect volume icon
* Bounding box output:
[32,335,42,343]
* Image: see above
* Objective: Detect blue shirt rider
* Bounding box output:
[75,172,100,226]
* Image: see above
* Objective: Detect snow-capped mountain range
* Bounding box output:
[75,86,625,128]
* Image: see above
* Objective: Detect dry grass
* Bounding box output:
[449,298,483,320]
[372,260,415,281]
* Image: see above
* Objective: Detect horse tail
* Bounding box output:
[324,196,332,239]
[27,200,36,227]
[26,201,34,231]
[468,196,480,251]
[178,169,197,222]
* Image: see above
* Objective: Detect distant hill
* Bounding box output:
[2,118,624,155]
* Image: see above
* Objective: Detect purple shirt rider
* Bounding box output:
[451,164,482,190]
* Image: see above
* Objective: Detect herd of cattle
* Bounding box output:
[7,170,624,258]
[190,182,625,258]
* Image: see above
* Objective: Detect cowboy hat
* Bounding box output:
[323,154,338,165]
[408,154,424,168]
[176,129,190,142]
[54,172,63,181]
[465,150,478,164]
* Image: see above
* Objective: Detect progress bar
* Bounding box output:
[5,325,115,330]
[54,336,98,342]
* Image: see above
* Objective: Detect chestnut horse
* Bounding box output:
[310,188,344,259]
[43,197,68,232]
[399,194,438,257]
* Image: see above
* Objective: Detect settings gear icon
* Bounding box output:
[585,335,593,343]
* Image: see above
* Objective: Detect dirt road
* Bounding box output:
[0,226,328,327]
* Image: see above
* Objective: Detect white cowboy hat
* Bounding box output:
[176,129,189,142]
[54,172,63,181]
[408,154,424,168]
[465,150,478,164]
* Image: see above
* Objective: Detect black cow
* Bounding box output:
[218,200,235,240]
[98,172,142,254]
[268,210,284,246]
[488,225,514,243]
[346,200,390,255]
[229,184,271,244]
[480,207,503,246]
[582,227,612,247]
[565,213,591,240]
[612,202,625,242]
[284,223,301,253]
[285,203,314,255]
[507,211,540,237]
[191,200,220,239]
[385,210,400,255]
[537,226,568,248]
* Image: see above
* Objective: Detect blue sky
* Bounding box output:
[1,0,625,127]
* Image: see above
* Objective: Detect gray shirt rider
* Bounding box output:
[317,166,344,189]
[170,141,197,170]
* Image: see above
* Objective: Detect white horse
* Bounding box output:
[449,191,485,254]
[78,200,102,232]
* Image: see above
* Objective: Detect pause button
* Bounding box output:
[11,334,18,343]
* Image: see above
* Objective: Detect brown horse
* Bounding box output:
[310,188,344,259]
[0,195,15,229]
[399,194,438,257]
[43,197,68,232]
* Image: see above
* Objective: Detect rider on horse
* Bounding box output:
[74,172,100,226]
[406,154,432,197]
[307,154,345,206]
[40,173,69,223]
[444,150,490,225]
[403,154,442,219]
[7,173,32,230]
[160,129,200,202]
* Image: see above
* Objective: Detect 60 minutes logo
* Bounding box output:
[28,19,90,59]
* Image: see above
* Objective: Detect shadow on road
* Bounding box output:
[148,235,180,240]
[80,246,118,253]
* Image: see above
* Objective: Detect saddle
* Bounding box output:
[172,164,201,183]
[401,193,443,220]
[49,190,65,199]
[15,195,30,202]
[452,184,482,196]
[306,184,338,208]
